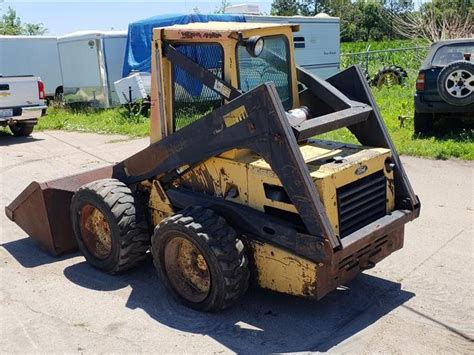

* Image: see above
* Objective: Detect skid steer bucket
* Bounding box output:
[5,166,113,255]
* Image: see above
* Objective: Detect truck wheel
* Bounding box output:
[70,178,149,273]
[151,206,249,312]
[437,61,474,106]
[414,111,433,135]
[9,123,35,137]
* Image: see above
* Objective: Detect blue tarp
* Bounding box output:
[122,13,246,77]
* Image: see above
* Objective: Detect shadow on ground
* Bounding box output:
[1,237,79,268]
[2,237,414,352]
[0,130,43,146]
[61,259,414,353]
[414,117,473,142]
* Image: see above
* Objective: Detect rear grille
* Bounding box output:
[337,171,387,238]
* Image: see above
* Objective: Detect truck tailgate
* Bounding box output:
[0,76,41,108]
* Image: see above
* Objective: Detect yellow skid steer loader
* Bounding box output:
[6,22,420,312]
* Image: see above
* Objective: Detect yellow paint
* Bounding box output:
[149,179,175,225]
[175,140,394,238]
[223,105,248,128]
[249,241,317,297]
[178,157,249,205]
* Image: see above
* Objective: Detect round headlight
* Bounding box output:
[246,36,265,57]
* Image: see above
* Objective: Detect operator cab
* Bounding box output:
[149,22,300,139]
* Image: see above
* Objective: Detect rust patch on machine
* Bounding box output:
[5,165,113,255]
[164,236,211,302]
[247,240,318,297]
[149,179,175,225]
[80,204,112,259]
[179,164,217,195]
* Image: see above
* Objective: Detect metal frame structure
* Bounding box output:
[112,40,420,257]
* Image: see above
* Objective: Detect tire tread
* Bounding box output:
[73,178,149,273]
[152,206,249,311]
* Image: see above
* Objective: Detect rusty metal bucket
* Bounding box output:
[5,165,114,256]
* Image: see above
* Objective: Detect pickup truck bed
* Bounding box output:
[0,75,47,136]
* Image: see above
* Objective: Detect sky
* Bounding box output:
[1,0,430,36]
[1,0,273,35]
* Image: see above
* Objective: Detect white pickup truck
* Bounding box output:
[0,75,47,136]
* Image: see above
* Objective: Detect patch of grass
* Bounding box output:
[37,106,150,137]
[37,103,207,137]
[336,39,472,160]
[341,39,430,81]
[33,50,472,160]
[341,39,428,53]
[319,78,474,160]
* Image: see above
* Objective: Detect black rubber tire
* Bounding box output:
[393,65,408,79]
[70,178,149,273]
[414,111,433,135]
[437,61,474,106]
[372,65,408,87]
[151,206,249,312]
[54,86,64,102]
[9,123,35,137]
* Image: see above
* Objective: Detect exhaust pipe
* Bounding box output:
[5,165,114,255]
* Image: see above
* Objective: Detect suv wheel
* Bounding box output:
[437,61,474,106]
[414,112,433,135]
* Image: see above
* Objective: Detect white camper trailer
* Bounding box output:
[0,35,63,98]
[226,6,340,78]
[57,31,127,108]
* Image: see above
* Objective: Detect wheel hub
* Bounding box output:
[80,204,112,259]
[446,69,473,98]
[164,236,211,303]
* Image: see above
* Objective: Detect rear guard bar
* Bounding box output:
[6,62,420,260]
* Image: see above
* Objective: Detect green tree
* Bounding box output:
[359,0,387,41]
[339,1,390,42]
[22,22,47,35]
[270,0,416,41]
[298,0,333,15]
[0,7,47,35]
[214,0,232,14]
[339,2,365,42]
[270,0,299,16]
[390,0,473,41]
[0,7,22,35]
[380,0,414,13]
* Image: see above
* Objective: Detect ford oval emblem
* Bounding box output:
[355,165,368,175]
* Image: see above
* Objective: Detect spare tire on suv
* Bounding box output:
[437,61,474,106]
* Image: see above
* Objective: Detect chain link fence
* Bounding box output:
[341,46,430,83]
